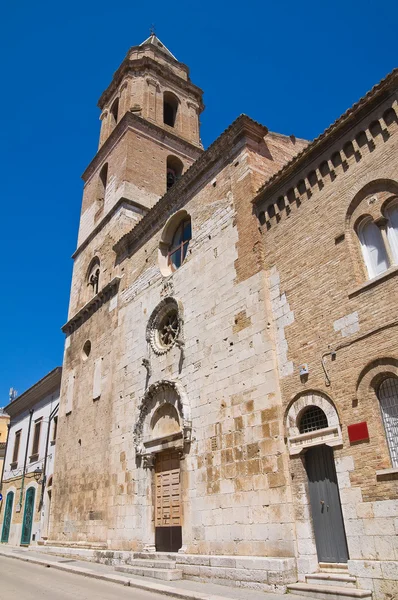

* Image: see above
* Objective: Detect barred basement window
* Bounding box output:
[299,406,328,434]
[378,378,398,468]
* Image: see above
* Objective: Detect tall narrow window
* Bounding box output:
[30,418,42,462]
[166,156,183,191]
[11,430,21,468]
[110,98,119,126]
[168,216,192,271]
[87,257,100,296]
[378,378,398,468]
[358,219,389,279]
[52,416,58,444]
[386,203,398,264]
[97,163,108,203]
[163,92,178,127]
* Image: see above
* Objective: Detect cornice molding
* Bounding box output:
[81,111,203,183]
[62,277,121,335]
[98,56,204,111]
[72,198,148,259]
[113,115,268,259]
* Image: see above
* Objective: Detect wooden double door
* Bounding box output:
[155,450,182,552]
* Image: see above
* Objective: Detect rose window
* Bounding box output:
[147,299,182,355]
[158,310,179,348]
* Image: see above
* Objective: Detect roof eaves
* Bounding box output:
[4,367,62,416]
[113,114,268,257]
[253,68,398,203]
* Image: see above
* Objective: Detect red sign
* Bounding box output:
[348,421,369,443]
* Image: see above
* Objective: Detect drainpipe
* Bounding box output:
[0,423,11,512]
[19,409,34,511]
[39,404,59,511]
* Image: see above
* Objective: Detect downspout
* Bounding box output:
[19,409,34,511]
[39,404,59,511]
[0,423,11,493]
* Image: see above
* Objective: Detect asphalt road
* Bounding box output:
[0,555,175,600]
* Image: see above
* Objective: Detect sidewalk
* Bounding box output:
[0,545,304,600]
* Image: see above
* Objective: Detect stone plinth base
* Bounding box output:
[35,545,297,593]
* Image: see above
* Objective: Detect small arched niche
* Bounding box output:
[163,92,179,127]
[285,391,342,455]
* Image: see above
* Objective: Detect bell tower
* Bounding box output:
[75,34,204,256]
[98,34,204,150]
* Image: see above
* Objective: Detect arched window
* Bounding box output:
[168,216,192,272]
[299,406,328,434]
[87,257,100,296]
[377,378,398,468]
[386,202,398,264]
[163,92,179,127]
[166,156,183,191]
[357,219,389,279]
[97,163,108,203]
[110,98,119,126]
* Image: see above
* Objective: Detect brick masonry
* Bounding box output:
[49,36,398,599]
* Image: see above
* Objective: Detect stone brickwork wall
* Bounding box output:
[51,129,303,558]
[256,87,398,598]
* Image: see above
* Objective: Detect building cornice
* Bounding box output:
[253,68,398,205]
[98,56,204,110]
[4,368,62,418]
[62,276,121,335]
[81,111,203,184]
[113,115,268,259]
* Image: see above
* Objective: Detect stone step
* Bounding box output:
[115,565,182,581]
[126,558,177,570]
[287,583,372,600]
[319,562,349,573]
[306,573,357,588]
[133,552,178,561]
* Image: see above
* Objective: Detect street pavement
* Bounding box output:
[0,554,176,600]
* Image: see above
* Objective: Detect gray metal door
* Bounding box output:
[305,445,348,563]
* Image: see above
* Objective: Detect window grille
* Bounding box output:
[299,406,328,434]
[378,377,398,468]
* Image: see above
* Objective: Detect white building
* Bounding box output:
[0,367,61,546]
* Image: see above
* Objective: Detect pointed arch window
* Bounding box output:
[357,218,389,279]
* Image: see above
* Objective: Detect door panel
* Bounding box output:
[21,487,35,546]
[155,451,182,552]
[1,492,14,543]
[305,445,348,563]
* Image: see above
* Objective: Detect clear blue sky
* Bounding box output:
[0,0,396,404]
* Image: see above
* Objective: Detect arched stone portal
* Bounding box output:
[134,380,191,552]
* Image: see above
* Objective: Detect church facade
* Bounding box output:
[49,35,398,599]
